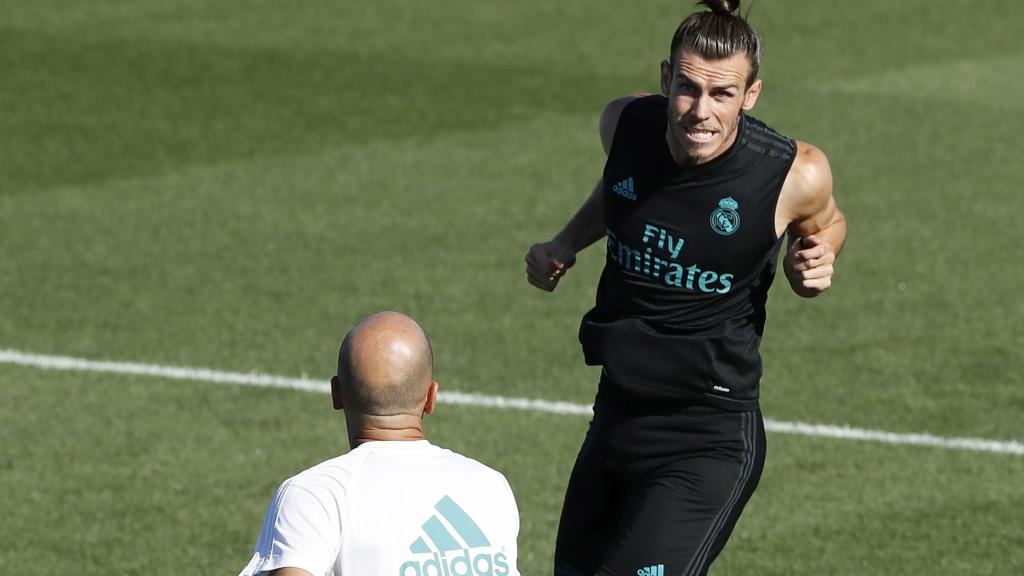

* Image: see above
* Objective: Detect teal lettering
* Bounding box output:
[619,245,641,272]
[423,553,442,576]
[450,549,472,576]
[651,254,665,279]
[605,225,730,294]
[642,224,658,245]
[667,235,684,258]
[698,270,719,292]
[717,273,733,294]
[665,263,684,287]
[401,560,423,576]
[494,553,509,576]
[473,552,494,576]
[616,242,628,267]
[685,265,701,290]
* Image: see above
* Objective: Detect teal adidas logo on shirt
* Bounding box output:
[400,495,511,576]
[636,564,664,576]
[612,177,637,201]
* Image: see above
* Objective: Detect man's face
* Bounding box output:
[660,50,762,165]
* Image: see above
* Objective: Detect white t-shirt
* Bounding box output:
[239,440,520,576]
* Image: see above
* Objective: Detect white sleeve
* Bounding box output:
[239,479,342,576]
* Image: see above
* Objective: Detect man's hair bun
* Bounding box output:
[671,0,760,85]
[699,0,740,15]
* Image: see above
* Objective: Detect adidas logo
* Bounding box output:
[612,177,637,201]
[636,564,665,576]
[400,495,511,576]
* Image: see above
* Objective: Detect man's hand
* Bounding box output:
[525,240,577,292]
[784,235,835,297]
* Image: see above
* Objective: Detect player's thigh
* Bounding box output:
[603,415,766,575]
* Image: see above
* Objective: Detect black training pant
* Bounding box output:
[554,380,766,576]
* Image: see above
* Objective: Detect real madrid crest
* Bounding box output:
[710,197,740,236]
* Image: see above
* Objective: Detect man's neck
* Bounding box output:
[347,414,426,448]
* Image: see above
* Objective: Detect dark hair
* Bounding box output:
[669,0,762,85]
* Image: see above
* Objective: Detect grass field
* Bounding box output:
[2,1,1022,574]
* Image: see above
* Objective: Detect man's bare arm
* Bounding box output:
[778,142,847,297]
[525,95,642,291]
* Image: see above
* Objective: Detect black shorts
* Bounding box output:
[554,378,766,576]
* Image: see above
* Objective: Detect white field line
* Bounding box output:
[2,348,1022,456]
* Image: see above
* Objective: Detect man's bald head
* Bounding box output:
[336,312,434,416]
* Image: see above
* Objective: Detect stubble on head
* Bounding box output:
[336,311,434,417]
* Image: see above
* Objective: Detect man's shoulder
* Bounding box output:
[779,140,834,218]
[416,444,516,505]
[786,141,831,189]
[281,441,416,487]
[429,444,512,483]
[618,94,667,125]
[279,452,362,497]
[600,93,666,154]
[602,93,664,119]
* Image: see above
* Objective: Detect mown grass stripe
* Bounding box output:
[2,348,1021,456]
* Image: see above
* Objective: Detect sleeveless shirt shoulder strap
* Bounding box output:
[740,115,796,161]
[608,95,666,156]
[626,95,668,131]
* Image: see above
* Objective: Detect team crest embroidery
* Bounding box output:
[710,197,740,236]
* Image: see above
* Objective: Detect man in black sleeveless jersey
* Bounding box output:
[525,2,847,575]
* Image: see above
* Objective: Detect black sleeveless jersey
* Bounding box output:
[579,95,796,410]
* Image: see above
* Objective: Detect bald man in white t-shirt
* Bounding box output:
[239,312,520,576]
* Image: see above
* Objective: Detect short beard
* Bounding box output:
[666,116,741,166]
[666,124,714,166]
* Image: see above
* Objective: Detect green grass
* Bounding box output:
[1,0,1022,574]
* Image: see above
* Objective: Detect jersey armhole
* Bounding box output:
[607,102,637,158]
[769,137,800,243]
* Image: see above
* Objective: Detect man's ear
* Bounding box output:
[422,380,439,415]
[330,375,344,411]
[660,59,672,96]
[742,79,762,111]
